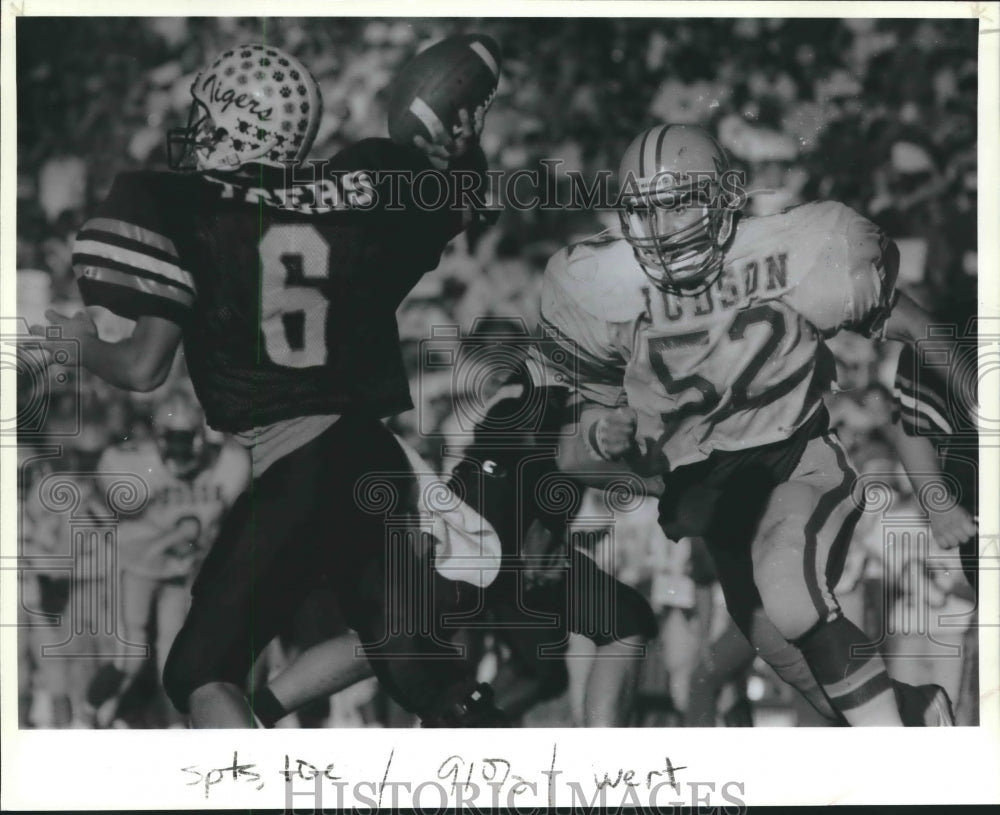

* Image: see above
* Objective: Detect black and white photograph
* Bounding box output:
[2,1,998,809]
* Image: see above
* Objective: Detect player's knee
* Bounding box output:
[757,588,821,641]
[752,517,821,640]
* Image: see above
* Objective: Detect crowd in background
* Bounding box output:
[15,16,979,728]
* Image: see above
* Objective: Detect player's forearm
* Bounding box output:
[558,407,618,475]
[78,333,171,392]
[884,290,955,348]
[556,409,661,485]
[267,633,374,713]
[888,422,948,497]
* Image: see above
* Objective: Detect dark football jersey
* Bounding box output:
[892,342,958,437]
[73,139,487,432]
[891,340,978,515]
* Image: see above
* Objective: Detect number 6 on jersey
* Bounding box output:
[259,224,331,368]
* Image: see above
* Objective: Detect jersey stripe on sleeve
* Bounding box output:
[72,215,195,321]
[892,343,955,436]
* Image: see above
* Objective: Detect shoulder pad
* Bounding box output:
[546,238,646,323]
[86,170,190,250]
[327,137,426,174]
[783,200,858,231]
[106,169,190,206]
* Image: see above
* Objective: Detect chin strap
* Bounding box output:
[636,250,726,299]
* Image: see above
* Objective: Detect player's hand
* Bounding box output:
[413,108,483,169]
[593,407,639,461]
[29,309,98,347]
[150,516,202,560]
[929,504,977,550]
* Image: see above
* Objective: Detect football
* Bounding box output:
[387,34,502,146]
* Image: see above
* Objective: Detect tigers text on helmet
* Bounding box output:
[617,124,743,296]
[152,390,207,479]
[168,44,323,172]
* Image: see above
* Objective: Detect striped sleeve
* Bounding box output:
[72,173,196,323]
[892,342,955,436]
[530,252,627,408]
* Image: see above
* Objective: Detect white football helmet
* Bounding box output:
[168,43,322,171]
[618,124,743,295]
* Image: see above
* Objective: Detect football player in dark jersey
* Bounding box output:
[248,371,658,727]
[888,336,978,724]
[889,342,978,584]
[32,43,506,728]
[440,372,660,725]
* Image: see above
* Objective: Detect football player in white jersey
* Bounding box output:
[88,390,250,726]
[538,124,958,726]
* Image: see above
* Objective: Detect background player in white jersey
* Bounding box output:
[541,124,961,726]
[19,449,111,728]
[87,390,250,727]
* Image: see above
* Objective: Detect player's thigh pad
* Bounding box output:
[162,436,330,710]
[751,433,861,640]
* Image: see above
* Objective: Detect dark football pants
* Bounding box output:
[163,415,473,717]
[446,456,658,652]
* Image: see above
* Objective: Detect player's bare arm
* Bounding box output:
[889,423,978,548]
[877,293,978,547]
[29,309,181,392]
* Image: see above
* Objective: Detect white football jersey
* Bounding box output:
[98,440,250,578]
[535,201,898,469]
